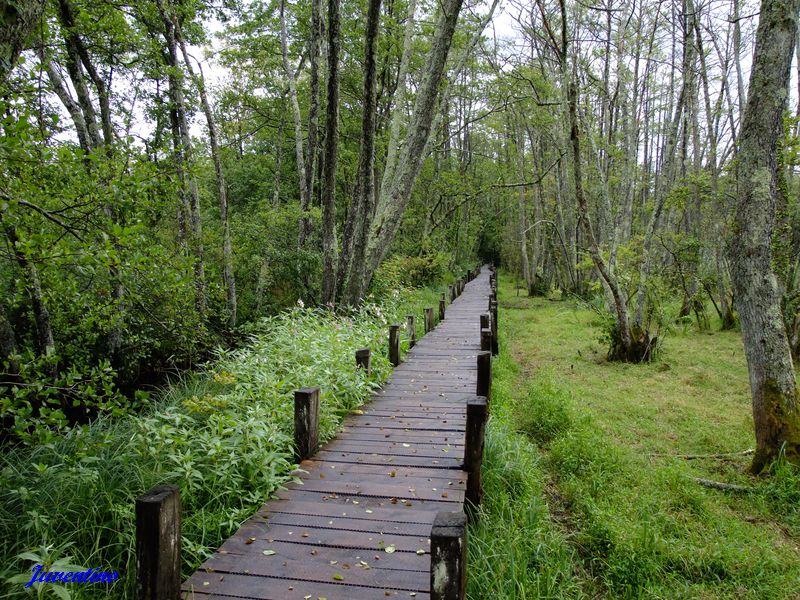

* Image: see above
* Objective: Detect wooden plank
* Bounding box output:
[181,268,494,600]
[183,572,431,600]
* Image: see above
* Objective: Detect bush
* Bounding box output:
[372,252,450,292]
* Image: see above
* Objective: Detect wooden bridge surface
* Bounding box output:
[182,268,491,600]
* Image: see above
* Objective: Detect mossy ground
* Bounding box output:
[467,275,800,599]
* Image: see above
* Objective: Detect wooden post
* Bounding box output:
[389,324,401,366]
[477,351,491,402]
[490,300,499,355]
[136,484,181,600]
[467,269,472,282]
[481,327,492,352]
[439,293,446,321]
[424,308,434,333]
[464,397,488,513]
[448,284,454,303]
[356,348,371,374]
[294,387,320,461]
[430,511,467,600]
[480,313,490,331]
[406,315,416,348]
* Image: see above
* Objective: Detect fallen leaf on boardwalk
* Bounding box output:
[416,549,425,555]
[352,409,364,415]
[262,550,276,556]
[333,574,344,581]
[245,537,256,544]
[402,443,410,447]
[385,545,396,554]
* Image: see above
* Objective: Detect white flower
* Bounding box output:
[297,299,305,308]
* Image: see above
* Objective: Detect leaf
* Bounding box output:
[385,545,396,554]
[333,573,344,581]
[262,550,276,556]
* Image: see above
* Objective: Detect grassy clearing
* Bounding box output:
[0,284,447,599]
[468,275,800,599]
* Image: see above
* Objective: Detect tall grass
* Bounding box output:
[0,286,446,599]
[491,274,800,599]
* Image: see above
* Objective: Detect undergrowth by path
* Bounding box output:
[467,275,800,599]
[0,285,444,599]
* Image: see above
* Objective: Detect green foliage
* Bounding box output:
[371,252,450,292]
[493,276,800,598]
[1,354,125,445]
[0,288,429,598]
[515,378,572,445]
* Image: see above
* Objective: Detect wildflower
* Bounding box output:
[297,299,305,308]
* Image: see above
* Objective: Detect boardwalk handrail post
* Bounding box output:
[355,348,371,374]
[424,308,434,333]
[480,327,492,353]
[448,284,454,303]
[430,511,468,600]
[294,387,320,461]
[490,300,499,355]
[464,397,488,515]
[477,351,491,402]
[389,324,401,367]
[406,315,416,348]
[439,293,446,321]
[136,484,181,600]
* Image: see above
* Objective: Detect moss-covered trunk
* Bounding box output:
[728,0,800,473]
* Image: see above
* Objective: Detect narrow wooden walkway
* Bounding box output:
[182,269,492,599]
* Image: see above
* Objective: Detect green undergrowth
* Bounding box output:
[474,275,800,599]
[0,285,446,599]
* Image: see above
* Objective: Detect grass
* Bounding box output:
[0,282,452,600]
[468,275,800,599]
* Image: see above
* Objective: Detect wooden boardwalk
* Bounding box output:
[181,269,492,600]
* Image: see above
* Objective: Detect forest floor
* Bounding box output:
[467,275,800,599]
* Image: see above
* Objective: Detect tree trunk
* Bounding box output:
[362,0,464,283]
[177,36,237,329]
[0,0,44,84]
[320,0,341,305]
[157,0,206,317]
[301,0,323,246]
[337,0,382,305]
[728,0,800,473]
[279,0,310,224]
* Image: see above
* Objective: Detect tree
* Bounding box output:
[728,0,800,472]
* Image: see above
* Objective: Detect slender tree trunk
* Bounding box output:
[177,36,237,329]
[320,0,341,305]
[279,0,310,220]
[273,109,285,207]
[301,0,323,246]
[157,0,206,317]
[363,0,464,283]
[728,0,800,472]
[337,0,382,305]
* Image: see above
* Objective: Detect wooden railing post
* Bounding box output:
[406,315,416,348]
[294,387,320,461]
[136,484,181,600]
[448,284,455,303]
[480,328,492,353]
[477,351,491,402]
[355,348,371,374]
[430,511,467,600]
[464,397,488,514]
[467,269,472,282]
[424,308,434,333]
[490,300,499,356]
[389,324,401,366]
[439,293,446,321]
